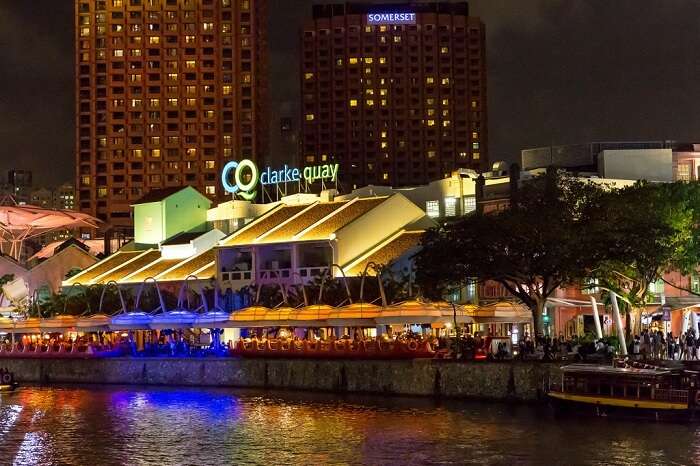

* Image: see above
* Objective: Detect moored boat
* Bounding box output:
[548,363,700,421]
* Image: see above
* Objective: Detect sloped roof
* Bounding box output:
[220,204,308,246]
[157,249,216,281]
[64,250,144,285]
[344,230,424,275]
[96,250,161,284]
[297,197,386,241]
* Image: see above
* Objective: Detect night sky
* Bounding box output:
[2,0,700,187]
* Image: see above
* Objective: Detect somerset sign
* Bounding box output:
[222,159,339,200]
[366,12,416,25]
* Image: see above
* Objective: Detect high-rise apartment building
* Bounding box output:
[301,2,487,189]
[75,0,268,231]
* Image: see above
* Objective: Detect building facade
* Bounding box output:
[301,2,487,190]
[75,0,268,232]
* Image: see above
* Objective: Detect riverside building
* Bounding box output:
[74,0,268,233]
[300,1,487,189]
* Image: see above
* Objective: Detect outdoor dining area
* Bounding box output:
[0,298,533,360]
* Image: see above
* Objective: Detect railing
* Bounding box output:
[654,389,689,404]
[221,270,252,281]
[257,269,291,282]
[298,267,328,279]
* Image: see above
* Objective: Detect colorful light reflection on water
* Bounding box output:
[1,385,699,465]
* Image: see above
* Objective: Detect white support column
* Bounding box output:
[611,292,628,356]
[590,296,603,340]
[682,310,691,334]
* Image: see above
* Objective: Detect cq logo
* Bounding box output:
[221,159,259,201]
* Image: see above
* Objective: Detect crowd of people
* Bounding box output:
[630,329,700,361]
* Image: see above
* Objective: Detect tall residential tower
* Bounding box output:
[301,2,487,189]
[75,0,267,232]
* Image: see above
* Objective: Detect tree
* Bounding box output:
[592,181,700,335]
[415,169,609,333]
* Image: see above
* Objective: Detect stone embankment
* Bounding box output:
[0,357,562,401]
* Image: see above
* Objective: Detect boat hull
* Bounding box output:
[548,392,697,422]
[0,383,18,393]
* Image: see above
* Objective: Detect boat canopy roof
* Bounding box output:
[561,364,672,378]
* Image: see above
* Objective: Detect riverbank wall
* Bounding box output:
[0,357,562,401]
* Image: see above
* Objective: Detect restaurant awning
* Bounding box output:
[472,302,532,324]
[327,302,381,327]
[77,314,112,332]
[375,300,443,325]
[40,315,79,332]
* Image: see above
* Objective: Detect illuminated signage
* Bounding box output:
[222,159,339,200]
[366,12,416,25]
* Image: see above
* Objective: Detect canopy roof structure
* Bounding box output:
[0,202,102,262]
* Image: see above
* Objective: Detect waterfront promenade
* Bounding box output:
[0,357,559,402]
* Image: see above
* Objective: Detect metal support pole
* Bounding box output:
[611,292,628,356]
[590,296,603,340]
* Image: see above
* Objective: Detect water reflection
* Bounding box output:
[0,385,698,465]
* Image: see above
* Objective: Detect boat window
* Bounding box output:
[639,385,651,399]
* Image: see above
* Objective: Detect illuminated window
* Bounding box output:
[336,58,343,66]
[113,49,124,57]
[426,119,435,126]
[393,35,401,43]
[463,196,476,214]
[381,99,387,106]
[203,22,214,32]
[365,89,374,95]
[427,150,436,159]
[366,99,374,106]
[442,98,449,106]
[80,27,90,37]
[473,152,480,160]
[426,77,434,84]
[427,109,435,116]
[81,176,91,186]
[205,161,216,169]
[441,46,449,54]
[149,36,160,45]
[349,57,358,65]
[382,173,389,181]
[305,155,315,163]
[112,0,122,6]
[151,149,161,158]
[223,135,232,145]
[471,100,478,109]
[321,154,328,162]
[445,197,457,217]
[168,98,178,107]
[443,120,451,127]
[132,149,143,158]
[364,25,372,33]
[186,148,197,157]
[98,188,108,198]
[441,77,450,85]
[364,57,373,64]
[305,113,315,121]
[205,186,216,195]
[381,131,387,138]
[185,98,195,106]
[223,85,232,95]
[472,142,480,150]
[379,26,387,32]
[381,141,388,149]
[304,72,314,80]
[149,98,160,107]
[349,99,358,107]
[426,200,440,218]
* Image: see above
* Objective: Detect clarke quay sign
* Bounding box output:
[222,159,339,201]
[366,12,416,25]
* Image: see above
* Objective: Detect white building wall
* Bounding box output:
[598,149,673,182]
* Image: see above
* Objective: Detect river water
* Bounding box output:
[0,385,698,466]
